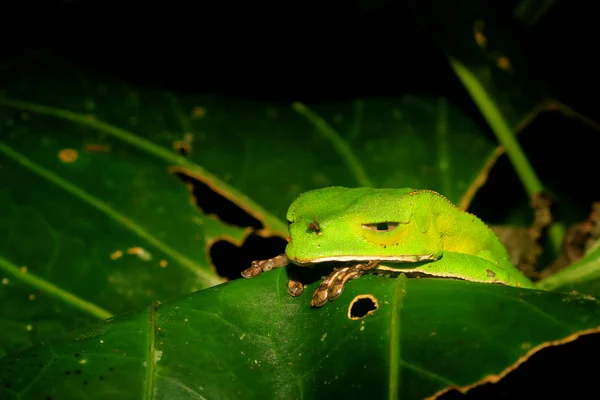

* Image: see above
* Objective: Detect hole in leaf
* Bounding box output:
[348,295,379,320]
[210,234,287,280]
[173,170,264,230]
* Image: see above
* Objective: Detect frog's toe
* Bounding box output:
[287,280,304,297]
[241,262,263,278]
[311,288,330,307]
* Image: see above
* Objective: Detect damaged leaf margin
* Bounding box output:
[426,326,600,399]
[0,98,288,238]
[0,142,223,289]
[458,100,600,212]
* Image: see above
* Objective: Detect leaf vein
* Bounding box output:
[292,102,373,187]
[143,301,160,400]
[0,141,221,287]
[0,254,112,320]
[0,98,288,236]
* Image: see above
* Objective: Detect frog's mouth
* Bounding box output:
[289,253,436,266]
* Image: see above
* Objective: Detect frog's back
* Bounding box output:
[421,190,513,264]
[286,186,415,223]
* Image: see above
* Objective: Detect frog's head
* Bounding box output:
[284,186,442,266]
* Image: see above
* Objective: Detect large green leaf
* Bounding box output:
[1,267,599,400]
[0,56,502,355]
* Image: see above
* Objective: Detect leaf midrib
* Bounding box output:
[389,274,407,400]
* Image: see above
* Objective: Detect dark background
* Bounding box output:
[1,0,598,397]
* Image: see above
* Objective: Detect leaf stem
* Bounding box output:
[449,58,542,196]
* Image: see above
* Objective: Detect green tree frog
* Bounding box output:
[241,187,535,307]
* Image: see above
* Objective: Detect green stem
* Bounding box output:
[450,58,542,195]
[449,58,563,251]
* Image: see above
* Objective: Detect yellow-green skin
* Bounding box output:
[285,187,535,289]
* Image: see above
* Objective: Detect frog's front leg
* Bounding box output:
[311,260,380,307]
[241,254,289,278]
[241,255,306,298]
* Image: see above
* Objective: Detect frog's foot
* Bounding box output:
[287,279,304,297]
[241,254,289,279]
[311,260,379,307]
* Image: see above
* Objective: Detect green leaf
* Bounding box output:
[0,56,504,354]
[1,269,599,399]
[538,244,600,295]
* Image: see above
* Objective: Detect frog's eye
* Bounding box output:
[362,222,403,246]
[361,222,399,232]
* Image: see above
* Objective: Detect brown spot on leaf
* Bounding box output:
[173,140,192,156]
[497,56,512,71]
[127,247,152,261]
[474,32,487,47]
[473,19,487,47]
[110,250,123,260]
[191,106,207,118]
[58,149,78,163]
